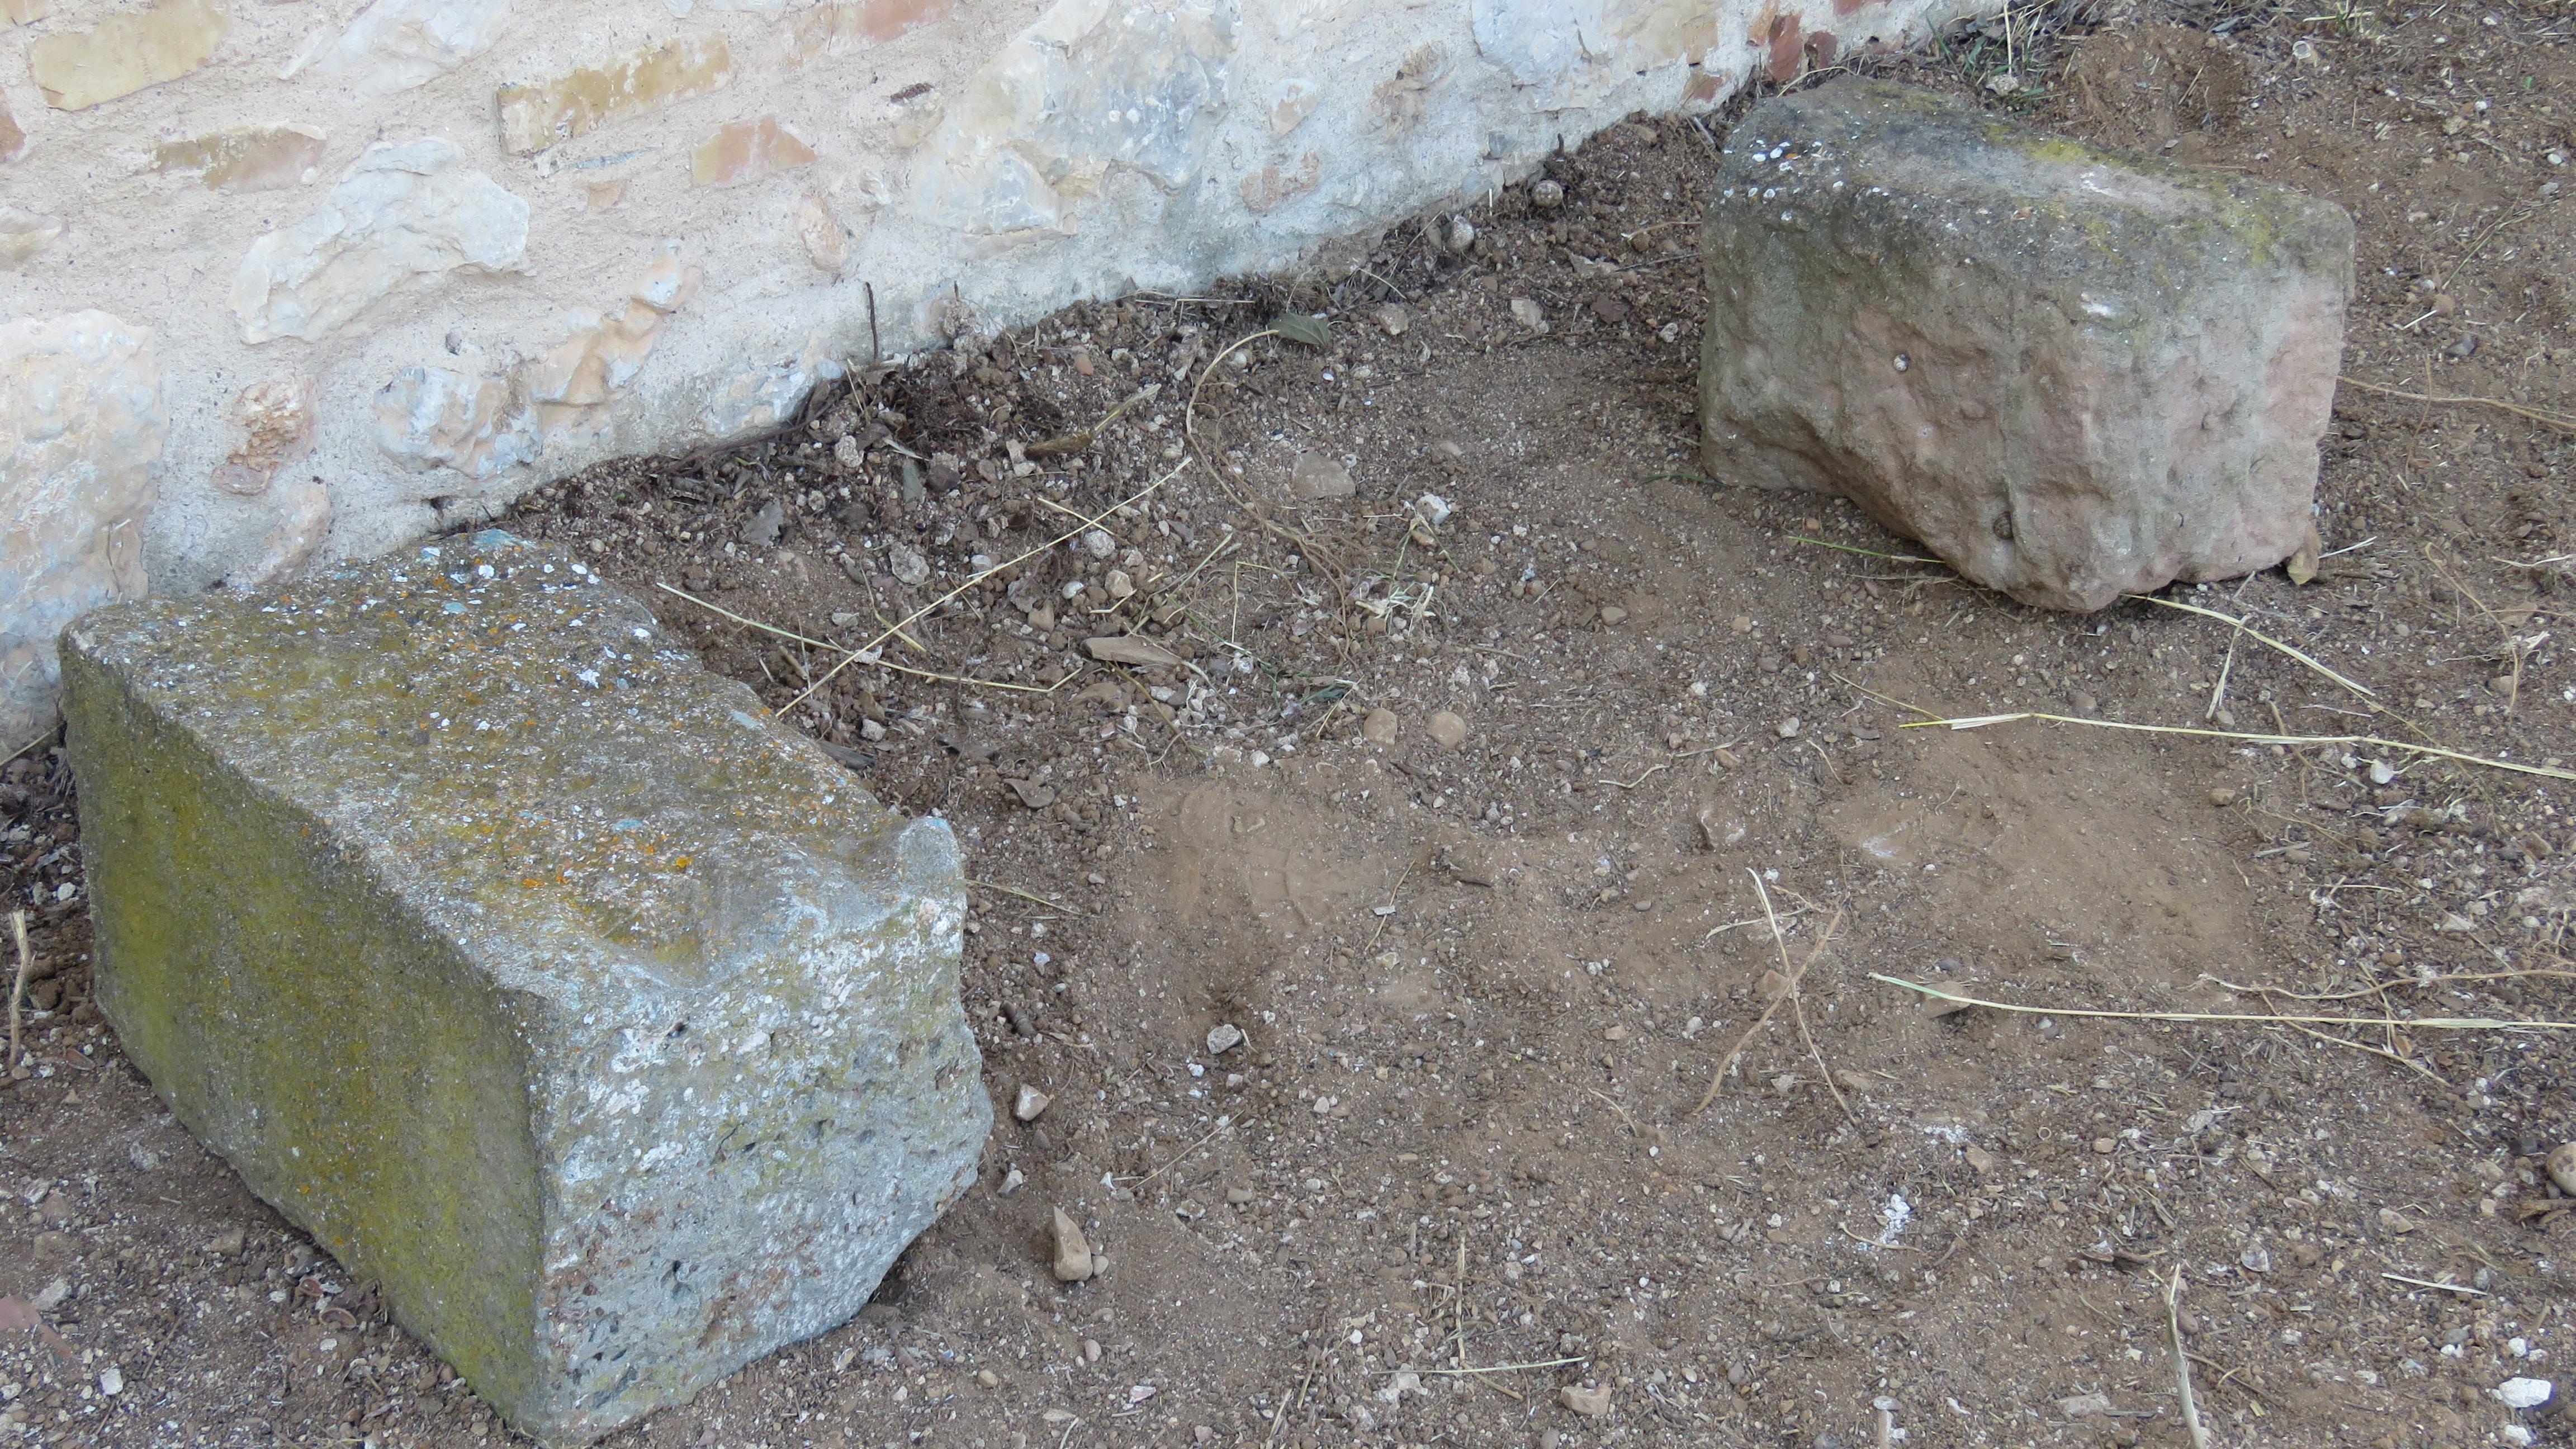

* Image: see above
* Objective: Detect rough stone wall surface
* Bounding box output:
[1,0,1957,732]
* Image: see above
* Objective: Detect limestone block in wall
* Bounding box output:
[27,0,229,110]
[908,0,1237,234]
[231,139,532,345]
[1,312,164,746]
[60,532,989,1446]
[1698,82,2354,612]
[0,207,61,266]
[316,0,513,93]
[155,124,331,193]
[496,35,736,157]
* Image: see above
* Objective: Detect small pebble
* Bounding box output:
[1206,1022,1245,1055]
[1014,1085,1052,1123]
[2208,787,2238,807]
[1361,708,1399,745]
[1776,717,1802,739]
[1427,711,1469,749]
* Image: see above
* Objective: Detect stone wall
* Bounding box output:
[1,0,1959,742]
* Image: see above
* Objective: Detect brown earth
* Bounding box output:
[6,6,2576,1449]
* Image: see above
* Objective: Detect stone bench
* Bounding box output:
[60,532,989,1445]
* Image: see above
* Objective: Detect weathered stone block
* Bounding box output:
[1699,82,2354,612]
[2,311,163,745]
[59,532,989,1446]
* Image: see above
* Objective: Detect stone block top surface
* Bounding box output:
[65,528,926,1005]
[1717,80,2353,300]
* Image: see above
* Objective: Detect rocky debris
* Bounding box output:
[1559,1381,1612,1416]
[58,532,988,1446]
[1360,708,1399,745]
[1426,710,1469,749]
[1290,451,1355,499]
[1699,81,2354,610]
[1204,1023,1243,1054]
[1050,1208,1093,1282]
[1012,1084,1051,1122]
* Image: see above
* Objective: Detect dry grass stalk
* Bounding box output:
[1872,974,2575,1031]
[2163,1267,2213,1449]
[2127,593,2377,703]
[1898,710,2575,783]
[6,911,29,1077]
[2204,968,2576,1002]
[1,733,47,771]
[2423,546,2553,714]
[1690,877,1845,1115]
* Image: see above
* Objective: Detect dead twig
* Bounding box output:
[763,467,1180,717]
[2338,375,2576,435]
[1026,385,1158,457]
[1690,879,1844,1115]
[965,878,1093,917]
[1183,332,1346,584]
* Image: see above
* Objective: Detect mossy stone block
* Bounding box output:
[59,532,988,1445]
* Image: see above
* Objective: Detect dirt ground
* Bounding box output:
[7,5,2576,1447]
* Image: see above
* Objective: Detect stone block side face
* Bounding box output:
[1699,82,2354,611]
[58,649,546,1412]
[529,819,986,1438]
